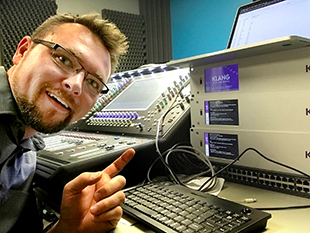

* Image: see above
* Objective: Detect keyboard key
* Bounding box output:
[176,225,187,232]
[167,212,177,218]
[182,219,192,226]
[170,222,181,230]
[188,222,203,231]
[174,215,185,222]
[135,204,156,217]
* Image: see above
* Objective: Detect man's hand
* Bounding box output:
[49,148,135,233]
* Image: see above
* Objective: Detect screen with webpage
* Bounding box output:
[229,0,310,48]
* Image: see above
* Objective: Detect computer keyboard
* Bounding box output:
[122,182,271,233]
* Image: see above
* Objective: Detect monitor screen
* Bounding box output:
[228,0,310,48]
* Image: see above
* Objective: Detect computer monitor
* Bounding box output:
[228,0,310,48]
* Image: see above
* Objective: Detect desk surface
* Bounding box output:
[112,181,310,233]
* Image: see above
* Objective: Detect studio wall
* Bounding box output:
[170,0,251,60]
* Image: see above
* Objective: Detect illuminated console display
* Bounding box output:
[105,76,176,111]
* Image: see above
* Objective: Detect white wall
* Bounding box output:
[56,0,139,15]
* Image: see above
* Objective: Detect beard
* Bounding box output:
[15,89,73,134]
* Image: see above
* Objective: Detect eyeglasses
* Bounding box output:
[33,39,109,95]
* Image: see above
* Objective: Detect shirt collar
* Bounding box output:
[0,66,20,116]
[0,67,45,150]
[0,66,28,144]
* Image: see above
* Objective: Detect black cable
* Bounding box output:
[166,144,207,172]
[257,204,310,211]
[198,147,310,191]
[249,148,310,179]
[148,142,211,186]
[159,143,198,184]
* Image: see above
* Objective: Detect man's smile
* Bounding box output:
[46,90,72,111]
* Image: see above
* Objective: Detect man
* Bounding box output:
[0,12,135,232]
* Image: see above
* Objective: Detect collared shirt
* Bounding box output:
[0,66,45,204]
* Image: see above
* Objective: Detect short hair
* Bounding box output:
[31,12,128,73]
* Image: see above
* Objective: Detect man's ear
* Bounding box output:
[12,36,32,65]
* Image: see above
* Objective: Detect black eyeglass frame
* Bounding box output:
[32,39,110,95]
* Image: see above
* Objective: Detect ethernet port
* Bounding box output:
[303,187,309,193]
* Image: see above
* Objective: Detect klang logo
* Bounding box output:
[212,74,230,82]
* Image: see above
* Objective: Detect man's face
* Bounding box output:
[8,23,111,133]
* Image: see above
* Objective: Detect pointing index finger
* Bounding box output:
[103,148,135,178]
